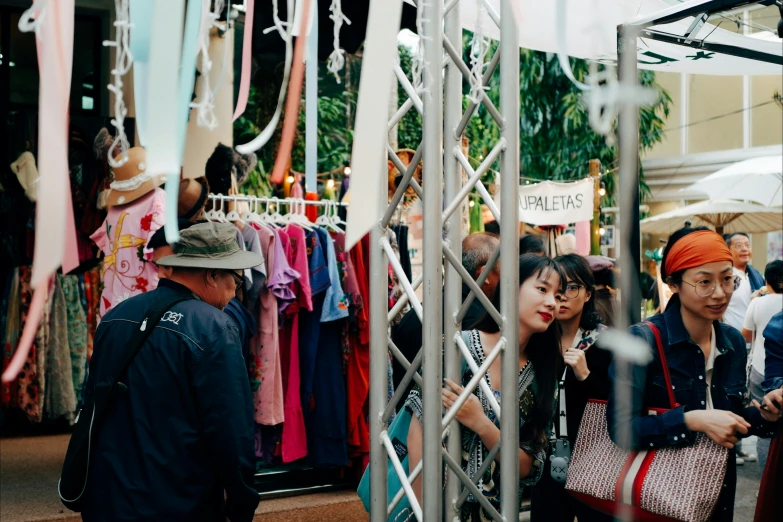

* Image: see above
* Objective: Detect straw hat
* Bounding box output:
[105,147,166,208]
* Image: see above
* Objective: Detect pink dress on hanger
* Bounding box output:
[250,225,285,426]
[277,227,311,462]
[90,189,165,318]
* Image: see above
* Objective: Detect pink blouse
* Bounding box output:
[90,189,165,318]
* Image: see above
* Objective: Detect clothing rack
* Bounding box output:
[206,193,349,228]
[207,193,349,208]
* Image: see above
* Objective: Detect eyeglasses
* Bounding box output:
[681,276,740,297]
[562,284,584,300]
[226,271,244,291]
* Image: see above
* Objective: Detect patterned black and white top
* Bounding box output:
[404,329,547,521]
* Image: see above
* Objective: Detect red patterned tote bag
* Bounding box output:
[565,323,728,522]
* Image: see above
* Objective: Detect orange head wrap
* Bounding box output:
[663,230,733,278]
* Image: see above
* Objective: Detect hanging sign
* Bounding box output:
[518,178,594,226]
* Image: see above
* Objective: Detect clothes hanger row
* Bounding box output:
[206,194,347,232]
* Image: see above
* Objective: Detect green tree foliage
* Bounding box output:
[234,57,358,196]
[453,33,671,207]
[236,32,670,206]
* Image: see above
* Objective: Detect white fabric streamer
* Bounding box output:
[191,0,226,130]
[235,0,295,154]
[17,0,48,34]
[326,0,351,83]
[105,0,134,168]
[345,0,405,250]
[467,0,489,104]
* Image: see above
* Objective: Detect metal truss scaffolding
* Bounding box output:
[368,0,520,520]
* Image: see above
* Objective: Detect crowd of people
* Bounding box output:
[62,219,782,522]
[392,229,782,521]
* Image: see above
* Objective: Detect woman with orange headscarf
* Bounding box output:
[606,226,782,522]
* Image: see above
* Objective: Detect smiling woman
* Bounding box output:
[404,254,564,521]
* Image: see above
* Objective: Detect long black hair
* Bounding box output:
[471,254,564,449]
[555,254,602,331]
[660,225,711,309]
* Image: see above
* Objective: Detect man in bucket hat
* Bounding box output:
[78,223,261,522]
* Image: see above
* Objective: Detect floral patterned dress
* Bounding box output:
[405,330,547,521]
[90,188,165,318]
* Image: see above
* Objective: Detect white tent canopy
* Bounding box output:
[640,199,783,235]
[456,0,782,75]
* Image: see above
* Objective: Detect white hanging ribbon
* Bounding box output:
[235,0,295,154]
[467,0,489,103]
[326,0,351,83]
[105,0,133,168]
[305,0,319,193]
[145,0,202,244]
[129,0,152,146]
[345,0,405,249]
[191,0,230,130]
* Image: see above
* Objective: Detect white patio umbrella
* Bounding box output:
[685,156,783,208]
[640,200,783,236]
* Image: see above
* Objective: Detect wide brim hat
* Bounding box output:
[105,147,166,208]
[156,222,263,270]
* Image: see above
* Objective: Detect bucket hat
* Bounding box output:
[156,222,263,270]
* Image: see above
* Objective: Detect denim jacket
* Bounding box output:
[607,300,781,521]
[608,299,779,450]
[762,311,783,393]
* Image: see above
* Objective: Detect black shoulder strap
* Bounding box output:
[93,292,196,408]
[115,292,196,381]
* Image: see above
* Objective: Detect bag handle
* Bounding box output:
[644,322,679,409]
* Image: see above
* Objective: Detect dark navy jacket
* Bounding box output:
[607,299,780,521]
[81,279,259,522]
[746,264,765,293]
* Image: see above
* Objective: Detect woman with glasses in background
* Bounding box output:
[607,226,782,522]
[531,254,612,522]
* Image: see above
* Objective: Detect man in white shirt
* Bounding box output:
[722,232,765,464]
[741,260,783,469]
[723,233,764,331]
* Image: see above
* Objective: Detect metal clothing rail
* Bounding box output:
[368,0,520,520]
[206,193,349,208]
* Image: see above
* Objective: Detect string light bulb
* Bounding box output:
[469,200,475,208]
[286,175,295,184]
[599,181,606,197]
[326,178,335,189]
[344,165,352,176]
[599,227,606,236]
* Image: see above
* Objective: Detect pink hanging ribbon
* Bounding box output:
[232,0,254,121]
[270,0,311,185]
[3,0,78,383]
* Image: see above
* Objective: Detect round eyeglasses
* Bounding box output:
[681,276,740,297]
[562,284,583,300]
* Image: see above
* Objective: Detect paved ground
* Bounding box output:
[0,435,366,522]
[0,434,766,522]
[733,437,764,522]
